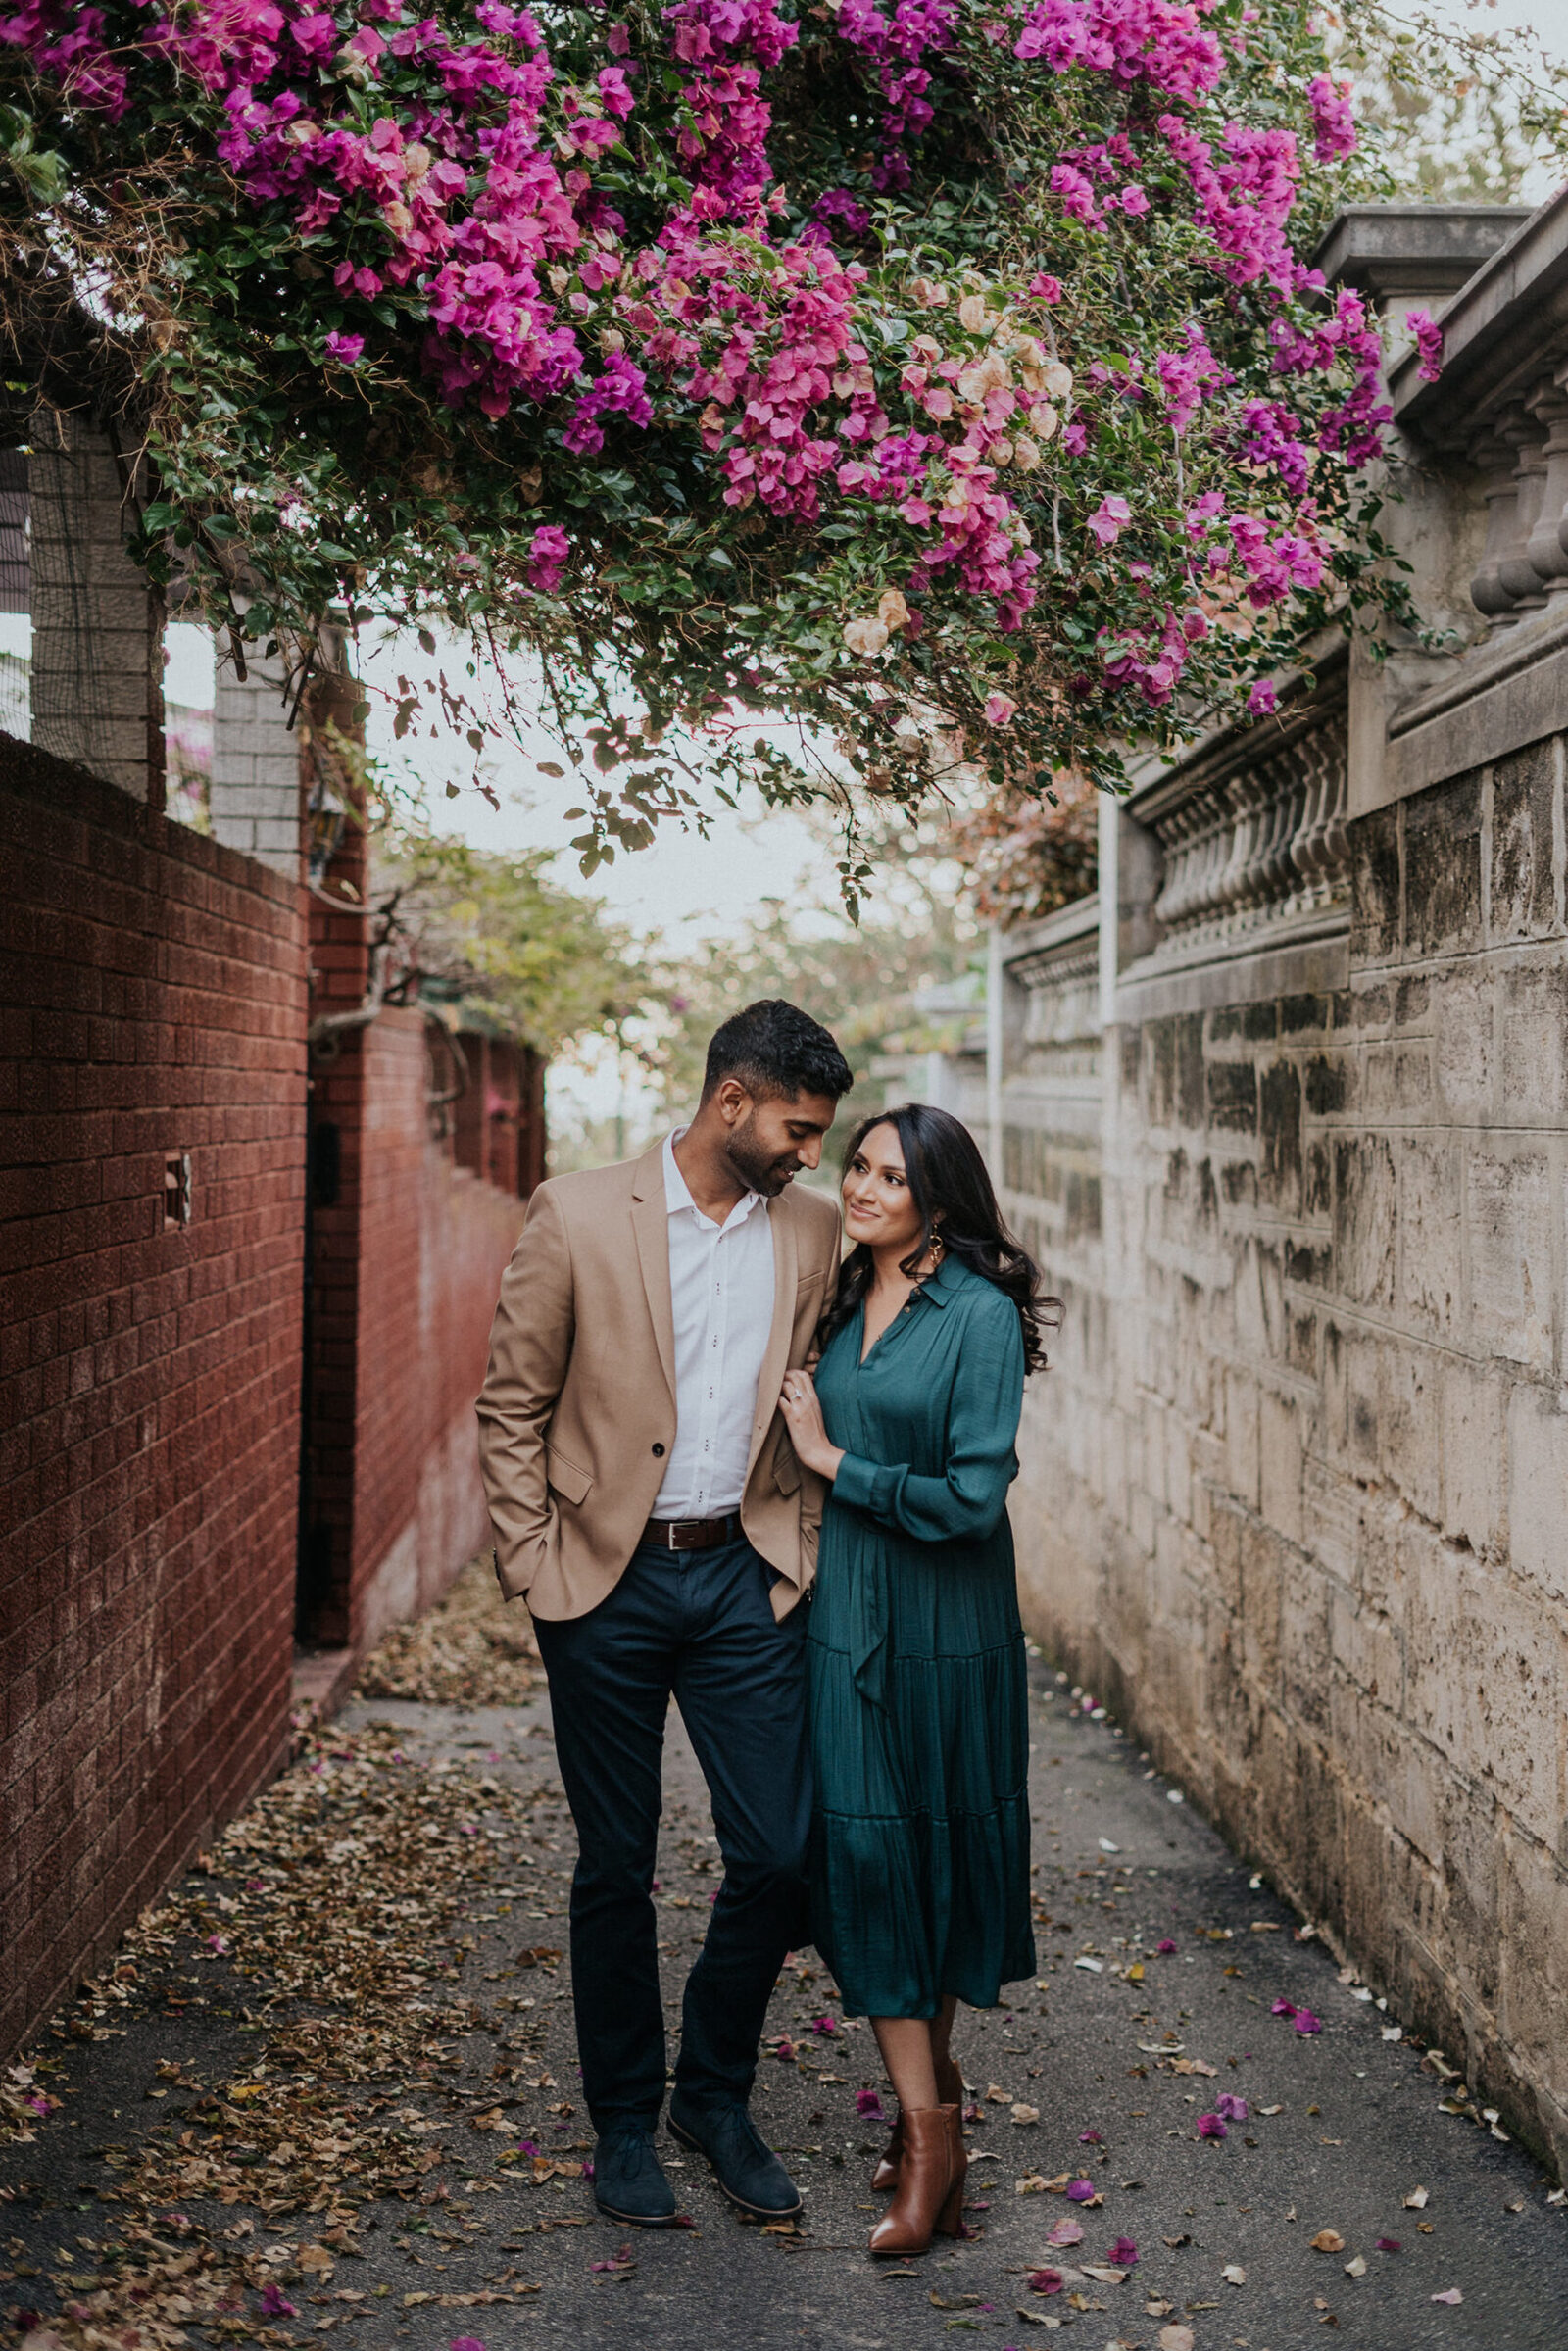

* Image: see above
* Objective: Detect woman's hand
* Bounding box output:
[779,1368,845,1482]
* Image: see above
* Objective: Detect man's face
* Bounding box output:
[721,1085,841,1197]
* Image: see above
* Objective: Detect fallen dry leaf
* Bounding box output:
[1403,2186,1430,2209]
[355,1551,539,1703]
[1222,2263,1246,2285]
[1311,2230,1346,2253]
[1344,2255,1367,2278]
[1157,2327,1196,2351]
[1011,2104,1041,2127]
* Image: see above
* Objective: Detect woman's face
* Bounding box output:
[842,1122,927,1258]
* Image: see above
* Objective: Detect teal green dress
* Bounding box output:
[807,1253,1035,2018]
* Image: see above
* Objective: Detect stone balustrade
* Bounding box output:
[1124,684,1349,964]
[1391,189,1568,629]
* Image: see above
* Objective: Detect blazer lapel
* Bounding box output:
[630,1144,677,1407]
[747,1187,800,1479]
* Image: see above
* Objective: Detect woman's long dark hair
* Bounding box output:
[818,1104,1059,1374]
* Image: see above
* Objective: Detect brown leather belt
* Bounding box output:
[641,1512,743,1552]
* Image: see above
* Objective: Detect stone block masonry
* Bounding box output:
[0,735,307,2059]
[984,198,1568,2174]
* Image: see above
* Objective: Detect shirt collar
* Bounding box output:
[662,1129,764,1232]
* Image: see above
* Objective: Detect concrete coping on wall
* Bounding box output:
[1313,203,1535,303]
[999,891,1102,982]
[1391,183,1568,453]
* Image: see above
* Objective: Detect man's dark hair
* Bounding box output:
[702,999,854,1104]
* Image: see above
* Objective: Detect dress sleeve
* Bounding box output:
[832,1294,1024,1543]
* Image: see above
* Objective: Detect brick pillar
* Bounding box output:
[210,646,306,878]
[518,1048,547,1196]
[298,649,370,1644]
[27,408,164,804]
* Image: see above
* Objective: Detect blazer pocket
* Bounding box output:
[774,1444,802,1497]
[797,1265,825,1291]
[545,1445,593,1506]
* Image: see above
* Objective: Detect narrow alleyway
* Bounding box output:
[4,1563,1566,2351]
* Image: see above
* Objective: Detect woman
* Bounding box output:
[778,1103,1052,2258]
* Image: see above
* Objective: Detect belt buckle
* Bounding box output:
[669,1519,704,1552]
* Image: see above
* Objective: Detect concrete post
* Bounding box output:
[27,408,164,803]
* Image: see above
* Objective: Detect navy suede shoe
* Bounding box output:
[592,2122,678,2226]
[667,2092,803,2219]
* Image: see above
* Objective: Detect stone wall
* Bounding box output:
[992,194,1568,2171]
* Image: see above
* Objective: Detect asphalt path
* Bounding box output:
[6,1660,1567,2351]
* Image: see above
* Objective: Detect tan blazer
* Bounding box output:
[476,1139,843,1623]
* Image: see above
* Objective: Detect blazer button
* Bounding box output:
[652,1443,665,1457]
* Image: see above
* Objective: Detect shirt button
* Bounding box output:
[652,1443,665,1457]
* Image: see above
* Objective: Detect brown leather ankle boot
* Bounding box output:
[867,2106,965,2256]
[871,2054,964,2191]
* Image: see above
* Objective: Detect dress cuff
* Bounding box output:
[833,1451,891,1517]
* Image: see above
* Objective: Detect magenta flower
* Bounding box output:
[260,2284,298,2317]
[772,2036,796,2061]
[1104,2236,1138,2266]
[1293,2008,1323,2034]
[1248,678,1277,716]
[1078,2129,1102,2143]
[324,330,364,365]
[1156,1938,1177,1955]
[1065,2179,1095,2202]
[856,2088,886,2119]
[1215,2093,1248,2122]
[1088,495,1132,547]
[1196,2112,1227,2139]
[810,2014,838,2035]
[450,2339,488,2350]
[1046,2218,1083,2248]
[1406,310,1444,382]
[1271,1998,1297,2018]
[1376,2237,1401,2254]
[1025,2268,1063,2296]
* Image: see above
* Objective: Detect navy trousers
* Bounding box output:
[532,1537,810,2131]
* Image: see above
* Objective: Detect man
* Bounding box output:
[477,1000,852,2228]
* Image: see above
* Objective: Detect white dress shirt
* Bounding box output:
[652,1129,777,1519]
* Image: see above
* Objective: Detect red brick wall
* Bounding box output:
[0,740,307,2058]
[299,1008,527,1652]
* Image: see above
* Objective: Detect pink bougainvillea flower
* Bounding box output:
[856,2088,886,2118]
[773,2036,796,2060]
[1156,1939,1177,1955]
[1104,2236,1138,2266]
[324,330,364,364]
[1046,2217,1084,2248]
[450,2339,488,2350]
[1248,677,1277,715]
[1215,2093,1249,2122]
[1026,2268,1063,2296]
[1406,309,1444,382]
[983,691,1017,725]
[1196,2112,1227,2139]
[1078,2129,1102,2143]
[1027,271,1062,302]
[1376,2237,1401,2254]
[810,2013,838,2035]
[1293,2009,1323,2034]
[1065,2179,1096,2202]
[1271,1998,1297,2017]
[260,2285,298,2317]
[1087,494,1132,546]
